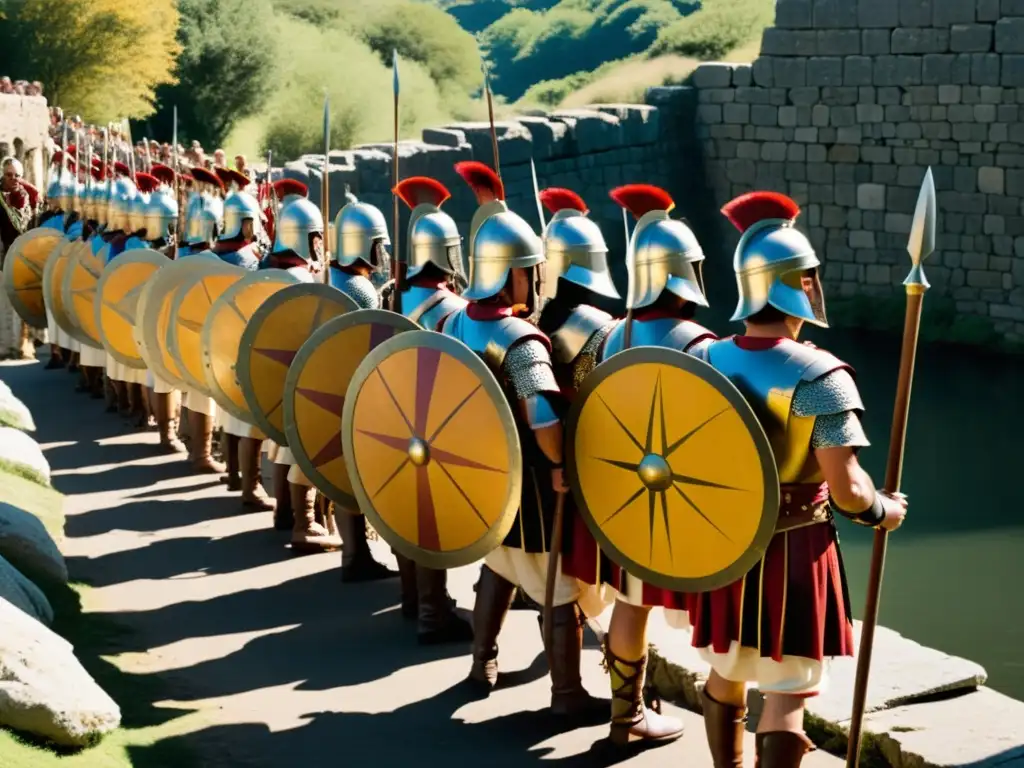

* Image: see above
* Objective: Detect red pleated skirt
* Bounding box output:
[686,483,855,662]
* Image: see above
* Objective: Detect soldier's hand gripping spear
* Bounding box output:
[845,168,934,767]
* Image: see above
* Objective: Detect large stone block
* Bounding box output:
[863,28,891,55]
[923,53,954,82]
[996,17,1024,52]
[1003,54,1024,84]
[761,28,816,56]
[973,52,1001,84]
[858,0,900,26]
[0,555,51,624]
[592,104,659,146]
[774,58,808,87]
[775,0,812,28]
[752,57,774,87]
[899,0,932,26]
[845,55,875,85]
[807,57,844,86]
[858,182,888,209]
[420,127,465,148]
[934,0,976,24]
[951,23,995,51]
[513,116,568,159]
[691,63,734,88]
[892,27,949,54]
[978,0,999,20]
[0,503,66,586]
[818,29,862,54]
[812,0,858,27]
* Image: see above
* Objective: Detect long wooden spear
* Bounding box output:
[322,94,331,284]
[845,167,936,767]
[390,49,401,312]
[172,107,182,256]
[622,208,634,348]
[482,59,501,182]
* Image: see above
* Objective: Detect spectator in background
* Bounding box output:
[234,155,249,177]
[1,77,13,94]
[213,148,226,168]
[29,82,42,96]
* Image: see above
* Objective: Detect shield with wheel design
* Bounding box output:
[566,346,780,593]
[42,239,76,338]
[3,228,64,328]
[167,262,248,394]
[61,238,106,348]
[284,310,418,511]
[201,269,302,423]
[238,283,359,446]
[94,249,168,369]
[135,253,222,390]
[342,330,523,569]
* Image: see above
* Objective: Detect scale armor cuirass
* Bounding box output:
[401,283,467,331]
[695,338,864,484]
[329,268,380,310]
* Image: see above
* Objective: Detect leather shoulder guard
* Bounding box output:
[551,304,614,364]
[403,284,467,331]
[442,308,550,371]
[602,316,716,360]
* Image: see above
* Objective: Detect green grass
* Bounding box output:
[0,470,203,766]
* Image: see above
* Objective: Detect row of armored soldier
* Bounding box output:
[35,149,909,768]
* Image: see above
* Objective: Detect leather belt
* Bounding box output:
[774,500,831,534]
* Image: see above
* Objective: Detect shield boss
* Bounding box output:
[343,331,523,569]
[567,346,779,593]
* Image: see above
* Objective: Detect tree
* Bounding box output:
[0,0,179,121]
[146,0,275,149]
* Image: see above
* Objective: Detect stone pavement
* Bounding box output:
[1,357,848,767]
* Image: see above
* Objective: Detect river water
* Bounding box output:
[795,325,1024,700]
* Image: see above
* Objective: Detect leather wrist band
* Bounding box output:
[550,463,564,471]
[829,491,885,527]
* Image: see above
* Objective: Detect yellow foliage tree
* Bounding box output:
[0,0,180,122]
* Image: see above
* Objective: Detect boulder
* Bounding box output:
[0,427,50,485]
[0,380,34,432]
[0,596,121,747]
[0,554,52,624]
[0,502,67,585]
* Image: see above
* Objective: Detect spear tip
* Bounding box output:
[907,166,936,268]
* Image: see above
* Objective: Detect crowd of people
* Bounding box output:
[0,76,43,96]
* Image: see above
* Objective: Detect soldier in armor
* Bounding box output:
[325,194,399,582]
[546,184,699,745]
[685,191,908,767]
[122,172,159,252]
[444,161,605,716]
[178,166,225,474]
[41,154,71,369]
[211,166,273,511]
[143,165,186,454]
[262,197,344,549]
[75,165,113,402]
[389,175,473,644]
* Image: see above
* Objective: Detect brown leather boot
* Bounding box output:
[544,603,607,718]
[188,411,225,474]
[417,565,473,645]
[396,553,418,620]
[67,351,79,373]
[45,346,64,369]
[468,566,516,691]
[155,393,186,453]
[340,512,396,582]
[607,648,684,746]
[127,383,147,427]
[271,463,293,530]
[290,483,341,553]
[239,436,274,511]
[702,688,745,767]
[115,380,131,416]
[755,731,814,768]
[222,434,241,491]
[100,373,115,404]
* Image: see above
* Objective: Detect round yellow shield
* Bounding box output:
[136,253,222,390]
[61,238,106,348]
[567,346,780,593]
[42,239,76,338]
[167,263,247,394]
[94,249,167,369]
[342,331,523,569]
[2,228,64,328]
[201,270,302,423]
[238,283,359,446]
[283,310,418,510]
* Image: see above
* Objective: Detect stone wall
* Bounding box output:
[690,0,1024,342]
[0,95,51,188]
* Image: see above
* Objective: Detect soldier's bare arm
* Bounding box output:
[796,369,908,531]
[505,338,567,491]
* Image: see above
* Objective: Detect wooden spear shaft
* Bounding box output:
[845,168,935,767]
[391,50,401,312]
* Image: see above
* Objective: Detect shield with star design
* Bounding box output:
[342,330,522,568]
[238,283,359,446]
[136,253,221,390]
[3,228,63,329]
[43,239,77,339]
[94,249,167,369]
[284,309,419,511]
[567,346,779,593]
[201,269,303,423]
[167,262,248,395]
[61,239,106,348]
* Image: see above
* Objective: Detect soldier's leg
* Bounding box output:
[67,349,79,373]
[468,564,516,691]
[155,392,186,453]
[18,321,35,360]
[395,554,418,620]
[271,463,292,530]
[289,470,341,553]
[188,408,225,474]
[223,433,241,491]
[702,669,748,767]
[127,382,147,427]
[606,599,684,744]
[45,344,64,369]
[338,509,396,583]
[754,695,814,767]
[415,565,473,646]
[239,436,273,511]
